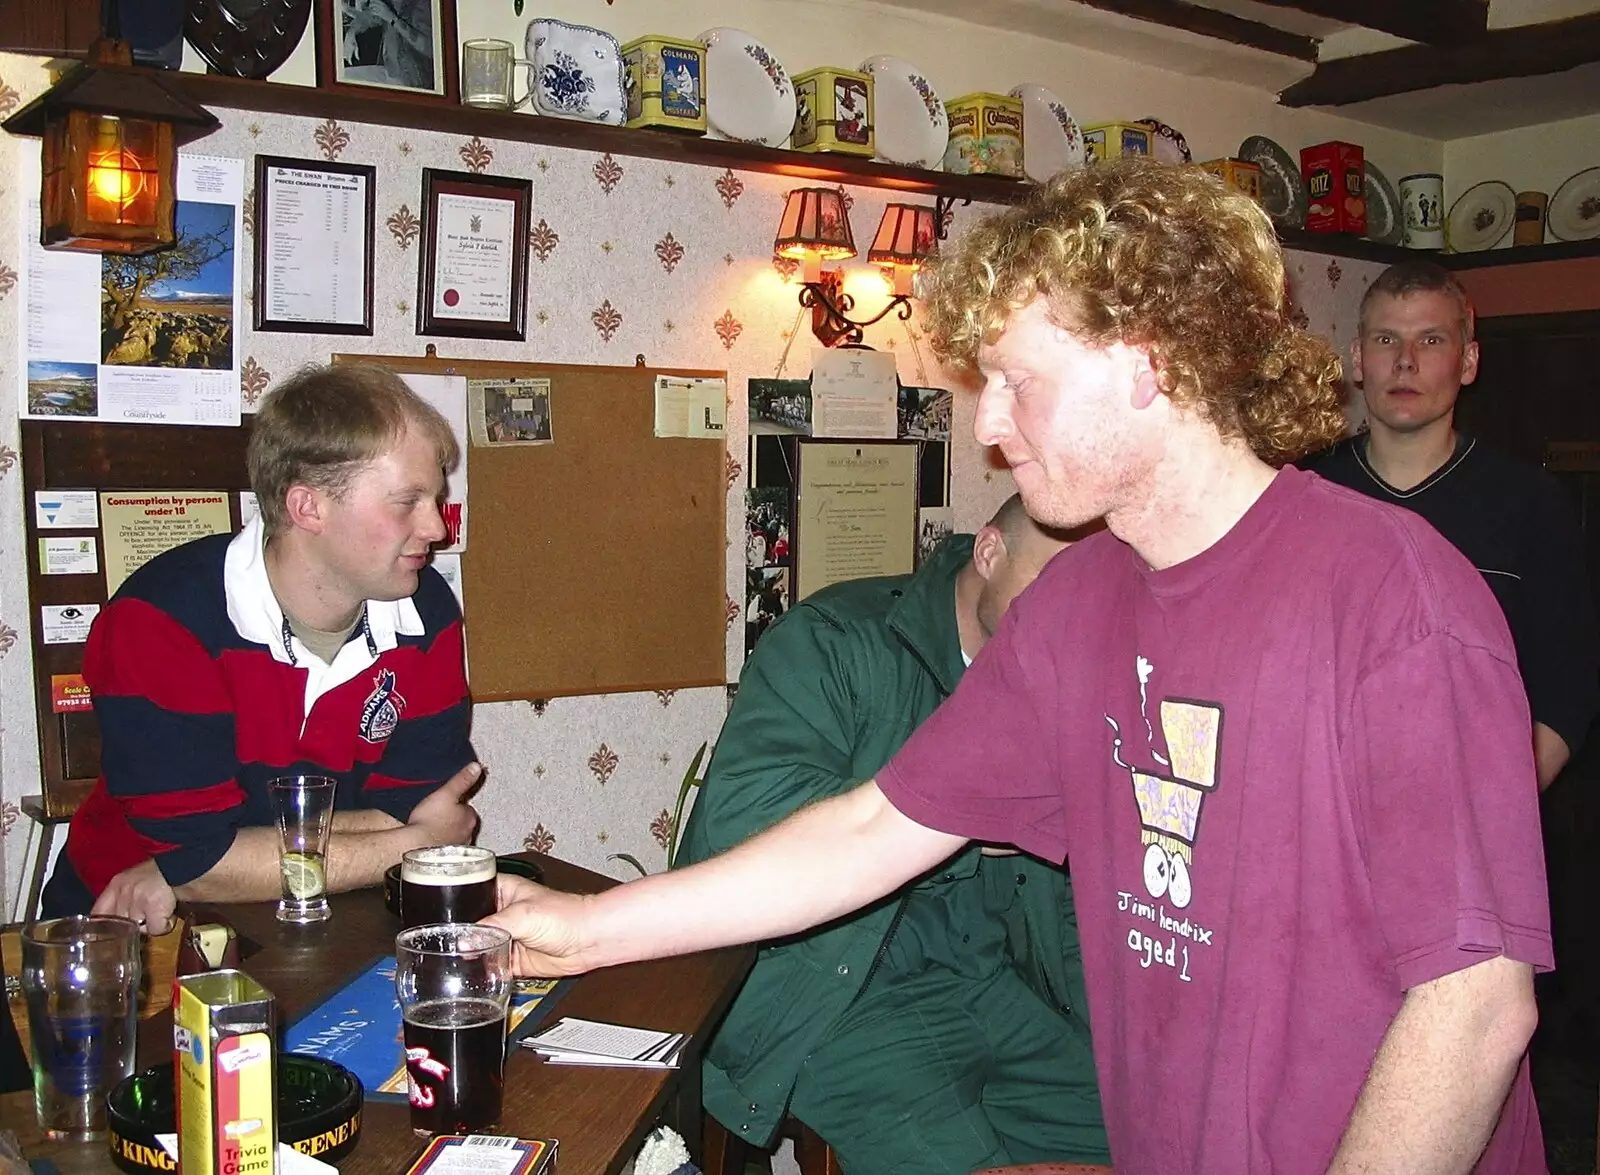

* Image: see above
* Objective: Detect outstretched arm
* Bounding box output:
[486,778,964,976]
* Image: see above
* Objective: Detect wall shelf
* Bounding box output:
[166,74,1600,272]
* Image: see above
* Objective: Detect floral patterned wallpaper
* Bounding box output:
[0,53,1385,917]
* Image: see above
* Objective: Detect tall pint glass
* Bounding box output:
[400,845,497,929]
[395,923,512,1135]
[20,915,141,1140]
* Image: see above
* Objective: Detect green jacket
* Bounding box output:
[678,535,1087,1145]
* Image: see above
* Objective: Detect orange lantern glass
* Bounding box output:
[5,40,218,254]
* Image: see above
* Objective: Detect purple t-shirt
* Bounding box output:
[879,466,1551,1174]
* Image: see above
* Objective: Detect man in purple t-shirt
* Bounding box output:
[488,161,1549,1174]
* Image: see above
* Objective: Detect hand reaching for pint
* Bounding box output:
[483,873,594,978]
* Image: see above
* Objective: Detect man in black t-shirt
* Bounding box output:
[1310,259,1600,790]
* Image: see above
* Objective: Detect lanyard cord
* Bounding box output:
[280,604,375,667]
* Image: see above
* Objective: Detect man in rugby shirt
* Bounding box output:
[42,364,481,931]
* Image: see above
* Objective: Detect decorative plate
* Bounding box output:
[1238,135,1306,231]
[1140,117,1191,164]
[1446,180,1516,252]
[700,27,796,148]
[185,0,310,79]
[1364,162,1403,246]
[1009,83,1084,181]
[1549,166,1600,242]
[525,19,627,124]
[862,55,948,170]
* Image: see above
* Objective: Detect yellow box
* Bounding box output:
[175,971,277,1175]
[622,35,706,133]
[791,67,874,156]
[1084,122,1153,165]
[943,92,1024,177]
[1200,157,1263,204]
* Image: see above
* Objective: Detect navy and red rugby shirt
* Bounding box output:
[63,519,473,897]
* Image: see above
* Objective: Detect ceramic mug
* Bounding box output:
[1399,172,1444,250]
[1514,191,1548,247]
[461,38,534,110]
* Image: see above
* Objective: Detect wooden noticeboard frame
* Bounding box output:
[336,351,728,702]
[21,419,255,817]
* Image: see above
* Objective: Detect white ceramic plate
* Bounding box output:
[698,27,794,148]
[1549,166,1600,242]
[861,55,947,170]
[1238,135,1306,231]
[1364,162,1403,246]
[1140,117,1191,164]
[1447,180,1516,252]
[1009,83,1083,182]
[525,19,627,124]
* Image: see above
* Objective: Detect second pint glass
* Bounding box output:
[394,923,512,1135]
[400,845,497,928]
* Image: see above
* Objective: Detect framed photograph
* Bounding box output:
[417,168,531,342]
[314,0,459,103]
[253,155,376,335]
[793,439,920,603]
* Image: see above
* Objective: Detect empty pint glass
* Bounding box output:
[395,923,512,1135]
[20,916,141,1140]
[400,845,497,929]
[270,775,336,923]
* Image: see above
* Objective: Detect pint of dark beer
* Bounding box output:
[394,924,513,1136]
[400,846,497,929]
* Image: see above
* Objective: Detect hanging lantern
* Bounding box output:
[3,40,219,254]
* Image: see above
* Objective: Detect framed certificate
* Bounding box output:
[417,168,532,342]
[253,155,376,335]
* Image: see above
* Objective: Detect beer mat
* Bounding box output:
[155,1134,334,1175]
[282,955,570,1102]
[521,1016,685,1068]
[404,1134,557,1175]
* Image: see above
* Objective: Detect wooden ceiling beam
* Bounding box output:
[1249,0,1488,46]
[1070,0,1319,60]
[1279,12,1600,105]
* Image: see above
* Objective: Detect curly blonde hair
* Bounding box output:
[923,158,1345,466]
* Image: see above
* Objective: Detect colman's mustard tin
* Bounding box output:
[622,35,706,133]
[1084,122,1153,164]
[943,92,1024,177]
[1200,157,1263,204]
[791,67,875,155]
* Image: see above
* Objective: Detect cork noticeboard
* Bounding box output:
[336,352,728,701]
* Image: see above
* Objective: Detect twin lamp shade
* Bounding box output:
[774,187,938,345]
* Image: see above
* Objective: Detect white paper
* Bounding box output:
[431,553,463,609]
[239,491,259,527]
[34,489,99,529]
[39,536,98,575]
[810,347,898,438]
[654,376,727,439]
[400,373,470,554]
[155,1134,335,1175]
[19,150,244,427]
[261,163,369,326]
[523,1016,680,1063]
[41,603,100,644]
[431,193,516,322]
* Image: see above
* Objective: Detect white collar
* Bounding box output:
[224,515,424,667]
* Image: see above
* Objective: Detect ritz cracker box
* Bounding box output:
[792,67,875,156]
[175,971,278,1175]
[1300,141,1366,235]
[943,92,1024,177]
[622,35,706,133]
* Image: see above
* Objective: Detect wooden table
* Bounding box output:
[1,853,753,1174]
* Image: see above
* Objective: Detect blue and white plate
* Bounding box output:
[525,18,627,124]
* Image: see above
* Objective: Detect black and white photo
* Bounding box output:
[315,0,459,103]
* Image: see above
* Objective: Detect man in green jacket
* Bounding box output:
[679,495,1107,1173]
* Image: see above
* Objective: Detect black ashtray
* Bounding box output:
[106,1053,363,1172]
[382,854,543,918]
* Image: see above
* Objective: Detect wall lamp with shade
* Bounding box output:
[2,39,220,254]
[774,187,938,348]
